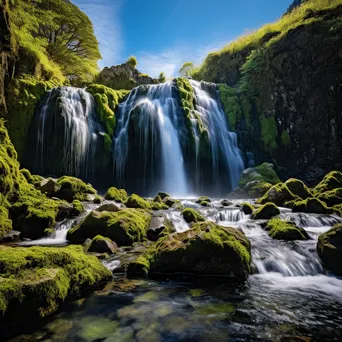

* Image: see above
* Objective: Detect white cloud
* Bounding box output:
[72,0,123,69]
[137,40,227,79]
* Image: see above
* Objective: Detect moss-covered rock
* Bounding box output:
[97,203,120,213]
[313,171,342,196]
[67,209,152,246]
[72,200,85,216]
[56,176,96,202]
[126,194,151,209]
[196,196,211,204]
[200,200,211,207]
[93,195,102,204]
[20,169,42,188]
[252,202,280,220]
[238,163,280,189]
[156,192,170,200]
[317,223,342,275]
[86,84,129,138]
[317,188,342,207]
[0,207,12,241]
[127,255,150,277]
[163,197,181,208]
[249,181,273,197]
[104,187,128,203]
[182,208,205,224]
[151,202,169,210]
[38,178,61,197]
[292,198,333,215]
[284,178,312,200]
[257,183,298,207]
[147,221,251,280]
[265,218,309,240]
[242,202,254,215]
[221,199,233,206]
[88,235,118,254]
[0,245,111,320]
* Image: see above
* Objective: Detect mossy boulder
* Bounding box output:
[317,188,342,207]
[0,245,111,324]
[257,183,298,207]
[249,181,273,197]
[151,202,169,210]
[200,200,211,207]
[127,255,150,277]
[147,221,251,280]
[163,197,181,208]
[313,171,342,196]
[196,196,211,204]
[56,176,97,202]
[221,199,233,206]
[104,187,128,203]
[317,224,342,275]
[157,192,170,200]
[126,194,151,209]
[88,235,118,254]
[72,200,85,216]
[67,209,152,246]
[97,203,120,213]
[0,207,12,241]
[284,178,312,200]
[252,203,280,220]
[147,215,172,241]
[292,198,333,215]
[93,195,102,204]
[238,163,280,190]
[265,218,309,240]
[182,208,205,224]
[242,202,254,215]
[20,169,42,188]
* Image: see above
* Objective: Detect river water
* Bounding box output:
[10,199,342,342]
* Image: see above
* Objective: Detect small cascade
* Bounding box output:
[113,82,189,196]
[190,80,245,191]
[26,87,105,181]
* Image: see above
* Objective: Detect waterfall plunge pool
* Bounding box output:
[8,198,342,342]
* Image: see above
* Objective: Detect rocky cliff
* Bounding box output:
[194,1,342,184]
[96,62,160,90]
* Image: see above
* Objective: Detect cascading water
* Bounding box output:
[189,80,244,191]
[112,82,189,196]
[25,87,105,181]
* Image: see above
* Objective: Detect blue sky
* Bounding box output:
[73,0,292,77]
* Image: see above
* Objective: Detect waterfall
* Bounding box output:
[25,80,247,196]
[112,82,189,196]
[190,80,245,190]
[26,87,105,181]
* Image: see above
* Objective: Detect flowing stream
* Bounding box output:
[12,199,342,341]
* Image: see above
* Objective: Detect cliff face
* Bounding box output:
[96,62,159,90]
[195,3,342,184]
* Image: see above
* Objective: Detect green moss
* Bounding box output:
[0,245,111,316]
[260,114,278,152]
[281,130,291,146]
[257,182,298,206]
[292,197,333,215]
[146,221,251,279]
[317,188,342,207]
[239,163,280,189]
[151,202,169,210]
[241,202,254,215]
[93,195,102,204]
[67,209,152,246]
[182,208,205,224]
[6,77,61,157]
[0,207,12,240]
[126,194,151,210]
[72,200,85,216]
[127,56,138,67]
[196,196,211,204]
[249,182,273,197]
[265,218,308,240]
[20,168,42,188]
[200,201,211,207]
[252,202,280,219]
[127,255,150,276]
[57,176,96,202]
[87,84,129,138]
[104,187,127,203]
[313,171,342,196]
[285,178,312,199]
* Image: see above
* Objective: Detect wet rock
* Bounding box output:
[2,230,21,242]
[242,202,254,215]
[221,199,233,206]
[157,192,170,200]
[147,221,251,280]
[72,200,84,216]
[126,194,151,209]
[292,198,333,215]
[38,178,61,197]
[97,203,121,213]
[163,197,181,208]
[257,183,298,207]
[313,171,342,195]
[252,203,280,220]
[88,235,118,254]
[200,201,211,207]
[317,223,342,275]
[284,178,312,199]
[67,209,152,246]
[265,218,309,240]
[147,216,169,241]
[182,208,205,224]
[196,196,211,204]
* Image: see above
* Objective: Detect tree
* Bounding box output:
[127,56,138,68]
[10,0,101,84]
[179,62,194,77]
[158,72,166,83]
